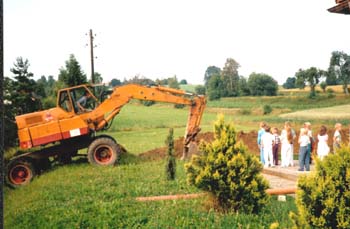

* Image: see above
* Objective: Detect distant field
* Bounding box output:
[279,85,345,93]
[280,104,350,120]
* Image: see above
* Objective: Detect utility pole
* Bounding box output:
[89,29,95,84]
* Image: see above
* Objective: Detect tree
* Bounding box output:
[247,73,278,96]
[295,67,325,98]
[92,72,103,84]
[3,77,17,148]
[328,51,350,94]
[185,115,269,213]
[290,147,350,228]
[58,54,87,87]
[179,79,187,85]
[204,66,221,87]
[195,85,206,95]
[10,57,40,114]
[238,76,250,96]
[110,78,122,87]
[282,77,296,89]
[207,74,223,100]
[221,58,240,97]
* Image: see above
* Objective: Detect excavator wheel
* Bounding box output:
[6,158,36,189]
[87,137,120,166]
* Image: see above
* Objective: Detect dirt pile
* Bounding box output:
[139,131,259,160]
[139,128,349,161]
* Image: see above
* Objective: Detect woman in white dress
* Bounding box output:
[317,125,330,160]
[280,121,296,167]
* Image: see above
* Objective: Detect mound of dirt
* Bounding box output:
[139,128,349,161]
[139,131,259,160]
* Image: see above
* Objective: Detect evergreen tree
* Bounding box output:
[165,128,176,180]
[10,57,40,114]
[185,115,269,213]
[290,147,350,228]
[58,54,87,86]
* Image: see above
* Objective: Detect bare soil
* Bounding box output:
[139,128,349,161]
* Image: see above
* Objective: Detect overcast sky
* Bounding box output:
[4,0,350,85]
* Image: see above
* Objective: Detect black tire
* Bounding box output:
[6,158,36,188]
[87,137,120,166]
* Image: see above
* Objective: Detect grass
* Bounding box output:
[280,104,350,121]
[4,160,296,229]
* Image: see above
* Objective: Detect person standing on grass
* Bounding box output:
[257,122,267,165]
[272,127,280,166]
[261,126,274,168]
[333,123,342,152]
[298,128,311,171]
[317,125,330,161]
[280,121,296,167]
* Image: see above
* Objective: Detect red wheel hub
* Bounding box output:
[9,164,31,185]
[94,145,113,164]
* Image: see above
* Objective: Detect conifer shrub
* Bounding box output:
[185,115,269,213]
[290,147,350,228]
[165,128,176,180]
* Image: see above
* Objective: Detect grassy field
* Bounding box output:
[280,104,350,121]
[4,160,296,228]
[4,92,350,228]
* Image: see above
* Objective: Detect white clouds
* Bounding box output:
[4,0,350,84]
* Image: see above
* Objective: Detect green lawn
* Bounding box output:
[4,161,296,228]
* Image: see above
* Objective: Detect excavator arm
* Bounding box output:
[89,84,206,158]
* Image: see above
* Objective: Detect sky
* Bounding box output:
[4,0,350,85]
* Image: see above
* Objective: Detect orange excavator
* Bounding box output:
[6,84,206,188]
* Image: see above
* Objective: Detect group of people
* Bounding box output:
[257,121,346,171]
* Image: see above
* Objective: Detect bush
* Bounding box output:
[290,147,350,228]
[263,105,272,115]
[185,115,269,213]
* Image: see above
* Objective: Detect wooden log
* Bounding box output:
[136,188,297,202]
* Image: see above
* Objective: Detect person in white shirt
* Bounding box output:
[298,128,311,171]
[261,126,274,168]
[317,125,329,160]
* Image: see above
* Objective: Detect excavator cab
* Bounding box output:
[57,85,98,114]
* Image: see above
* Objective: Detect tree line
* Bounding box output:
[282,51,350,97]
[200,58,278,100]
